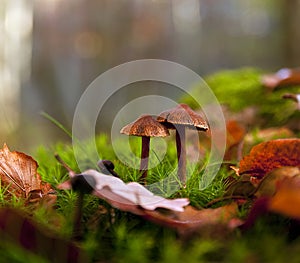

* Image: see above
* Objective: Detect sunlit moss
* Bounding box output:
[181,67,300,127]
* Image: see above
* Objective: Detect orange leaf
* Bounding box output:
[269,174,300,219]
[142,203,242,235]
[94,188,242,236]
[0,144,55,204]
[262,68,300,90]
[241,167,300,230]
[239,139,300,178]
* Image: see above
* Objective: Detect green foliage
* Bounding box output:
[0,241,50,263]
[2,91,300,262]
[181,67,300,126]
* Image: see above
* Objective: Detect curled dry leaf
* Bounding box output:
[238,139,300,178]
[57,159,242,236]
[224,120,246,161]
[269,171,300,219]
[58,169,189,212]
[143,203,242,237]
[261,68,300,90]
[90,179,241,236]
[0,144,55,205]
[255,166,300,198]
[241,167,300,230]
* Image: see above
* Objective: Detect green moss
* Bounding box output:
[1,104,300,262]
[181,67,300,127]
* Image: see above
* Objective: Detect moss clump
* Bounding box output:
[181,67,300,127]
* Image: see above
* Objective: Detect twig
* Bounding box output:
[55,154,76,177]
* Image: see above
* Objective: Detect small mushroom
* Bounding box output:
[120,115,170,181]
[157,104,209,184]
[97,159,120,177]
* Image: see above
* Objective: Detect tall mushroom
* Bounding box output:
[120,115,170,181]
[157,104,209,184]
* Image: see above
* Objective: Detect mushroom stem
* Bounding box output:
[175,126,186,184]
[140,136,150,181]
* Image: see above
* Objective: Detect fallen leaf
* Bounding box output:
[0,144,55,205]
[241,167,300,230]
[224,120,246,161]
[224,174,256,198]
[58,169,189,212]
[269,174,300,219]
[57,158,242,237]
[143,203,242,236]
[238,139,300,178]
[255,167,300,198]
[93,187,242,237]
[262,68,300,90]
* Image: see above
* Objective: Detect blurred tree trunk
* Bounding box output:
[283,0,300,67]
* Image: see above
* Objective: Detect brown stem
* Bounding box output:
[72,192,84,241]
[176,126,186,184]
[140,136,150,181]
[55,154,76,177]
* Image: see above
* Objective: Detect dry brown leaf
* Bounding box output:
[255,167,300,198]
[143,203,243,237]
[0,144,55,205]
[241,167,300,230]
[143,203,238,230]
[93,191,241,236]
[224,120,246,161]
[239,139,300,178]
[58,169,189,213]
[57,158,241,237]
[269,174,300,219]
[262,68,300,90]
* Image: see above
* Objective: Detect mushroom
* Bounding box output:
[97,159,120,177]
[120,115,170,181]
[157,104,209,184]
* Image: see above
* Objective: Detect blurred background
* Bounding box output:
[0,0,300,152]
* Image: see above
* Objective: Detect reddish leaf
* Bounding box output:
[93,188,242,235]
[58,169,189,212]
[269,173,300,219]
[0,144,55,205]
[224,120,246,161]
[226,120,246,149]
[241,167,300,230]
[255,166,300,198]
[262,68,300,90]
[143,203,242,236]
[239,139,300,178]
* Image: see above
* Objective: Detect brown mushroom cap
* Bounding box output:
[157,104,209,131]
[120,114,170,137]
